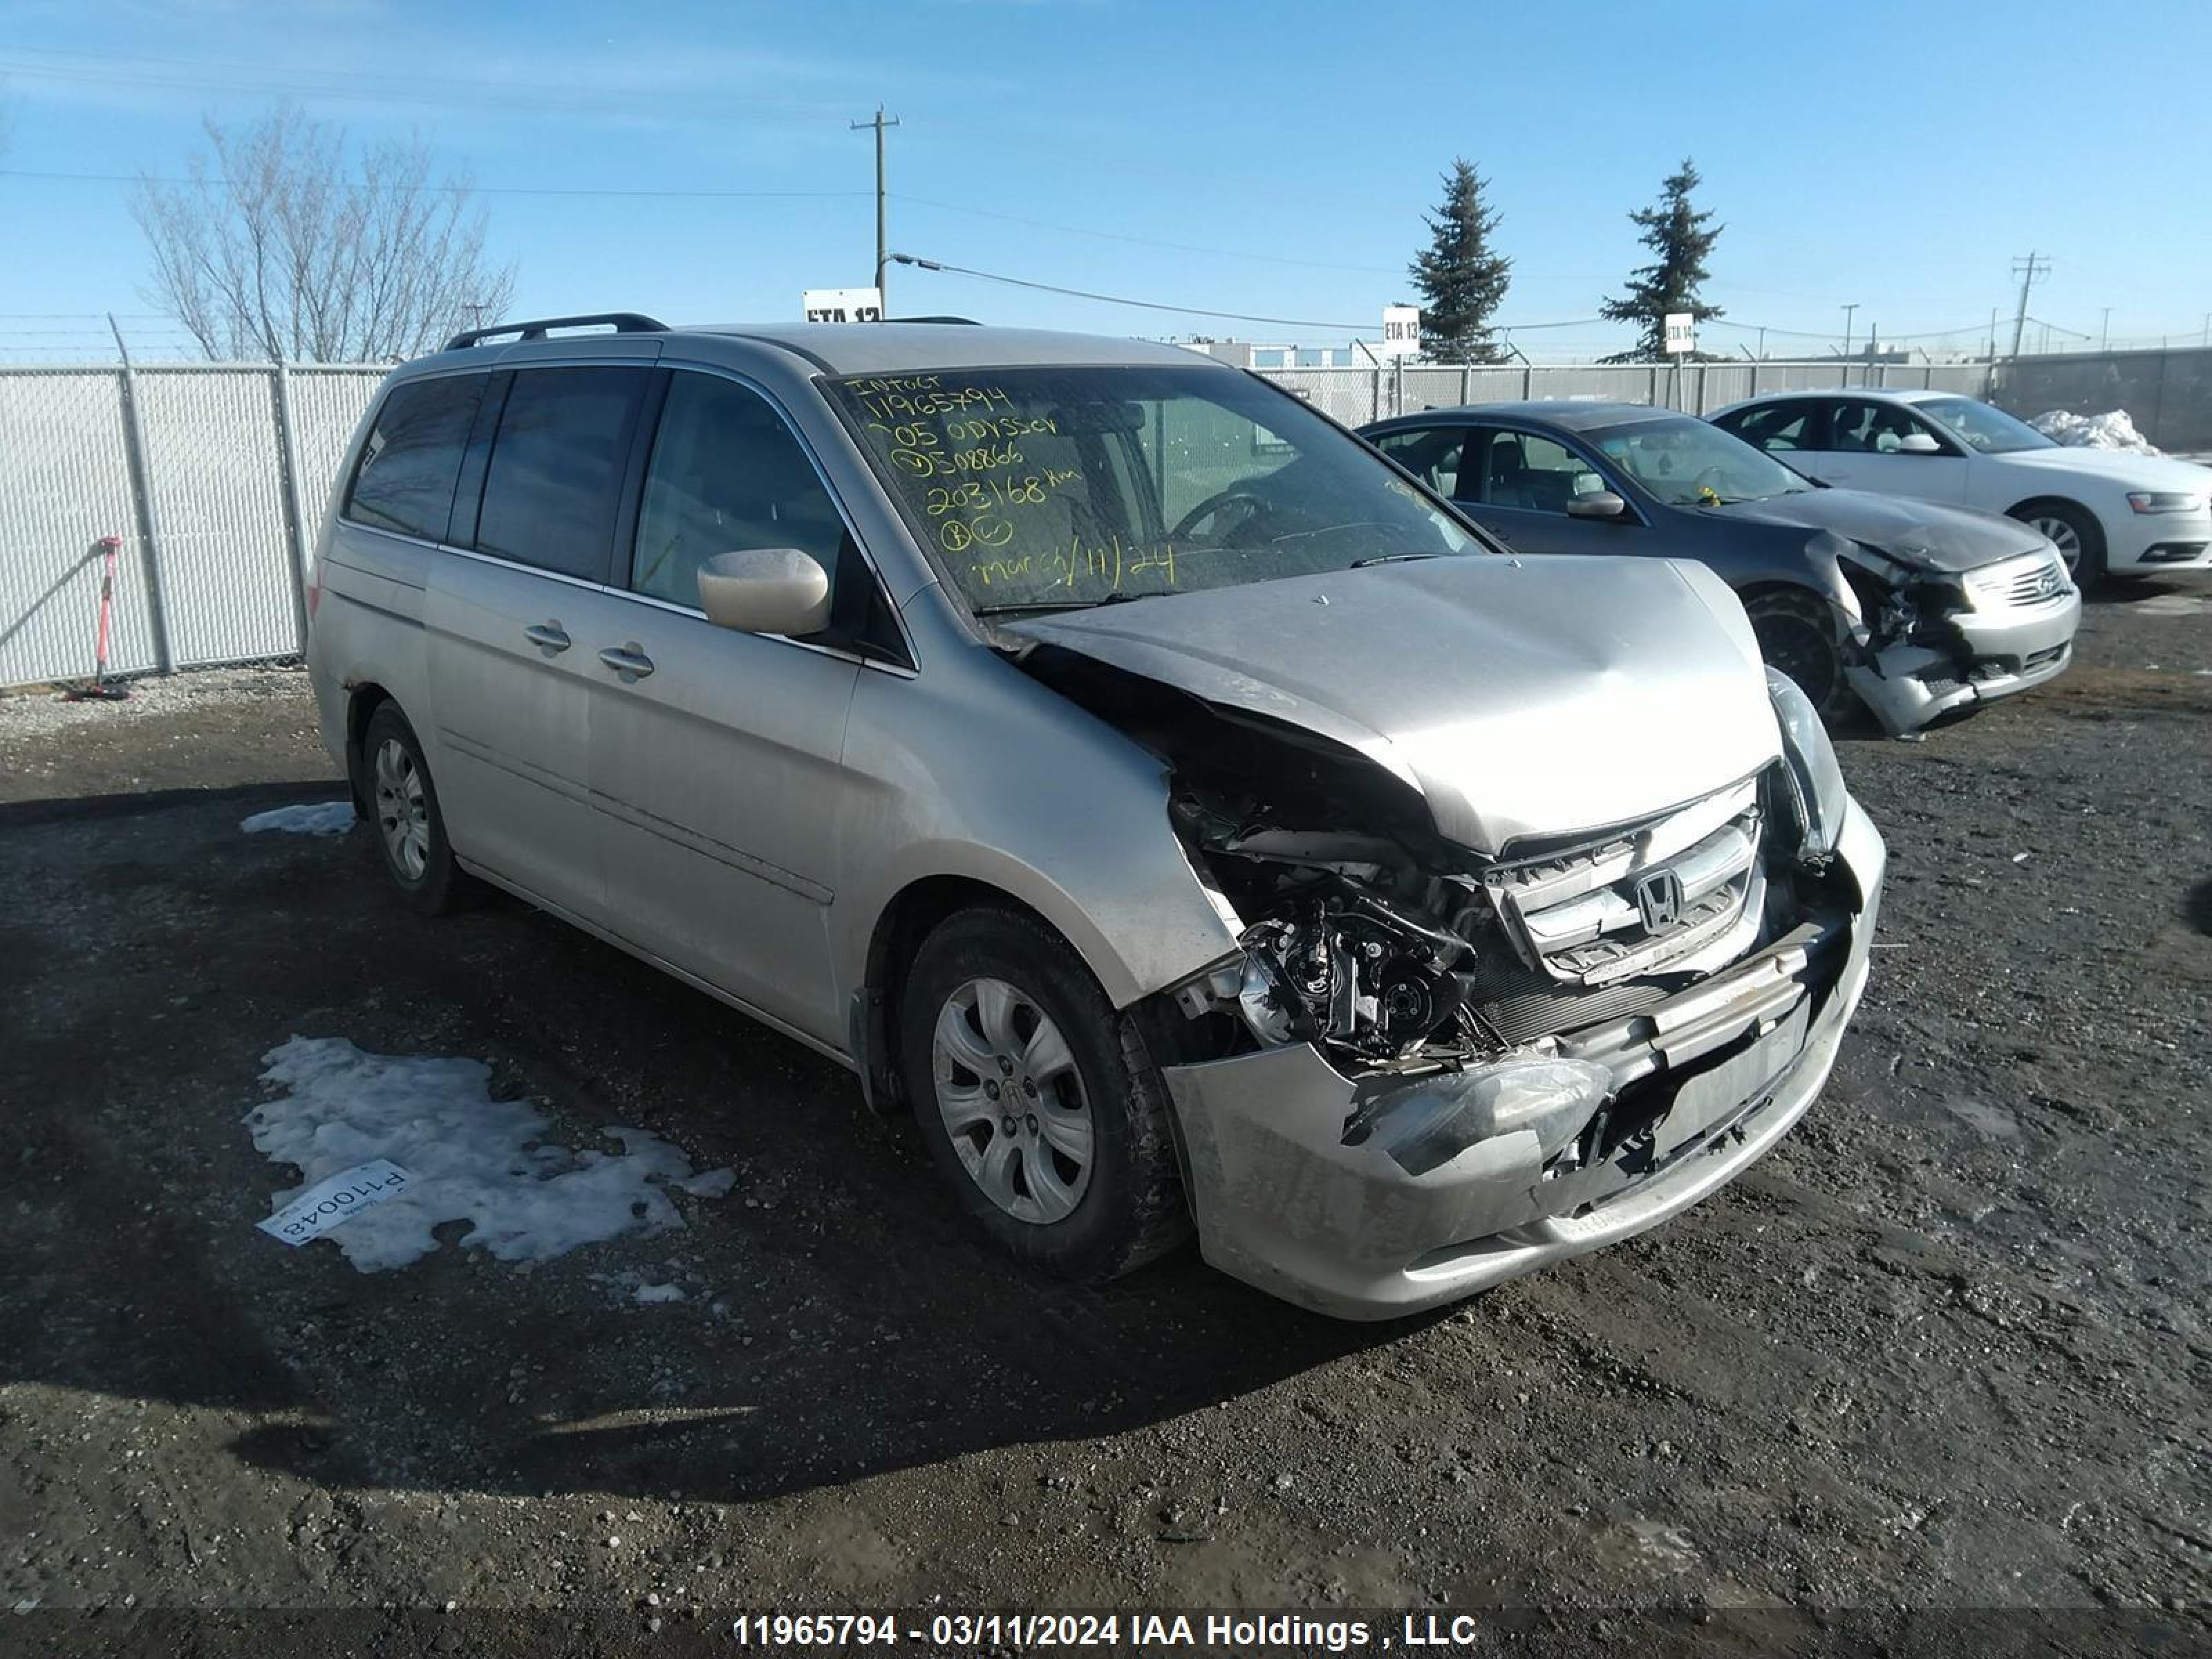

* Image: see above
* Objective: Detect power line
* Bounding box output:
[0,167,865,200]
[893,194,1401,276]
[891,254,1371,330]
[892,253,1604,337]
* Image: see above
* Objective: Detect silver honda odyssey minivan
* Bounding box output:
[306,313,1886,1319]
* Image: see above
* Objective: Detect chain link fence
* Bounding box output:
[1259,357,2002,427]
[0,364,384,688]
[4,346,2204,691]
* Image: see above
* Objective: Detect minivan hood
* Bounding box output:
[1712,487,2047,572]
[1005,555,1781,855]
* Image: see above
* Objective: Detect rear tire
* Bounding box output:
[2009,500,2105,586]
[897,906,1190,1282]
[360,703,471,916]
[1742,588,1856,725]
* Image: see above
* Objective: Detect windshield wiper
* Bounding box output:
[972,591,1158,617]
[1347,551,1442,568]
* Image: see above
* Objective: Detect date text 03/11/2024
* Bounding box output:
[727,1612,1494,1649]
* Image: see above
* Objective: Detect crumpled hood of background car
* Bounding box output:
[1006,554,1781,854]
[1713,487,2050,572]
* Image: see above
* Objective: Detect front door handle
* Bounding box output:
[523,621,571,654]
[597,642,655,681]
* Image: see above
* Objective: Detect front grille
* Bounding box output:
[1482,779,1765,988]
[1459,955,1671,1047]
[1967,551,2070,610]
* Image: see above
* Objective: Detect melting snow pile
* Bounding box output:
[241,800,357,837]
[2029,409,2161,454]
[246,1035,733,1272]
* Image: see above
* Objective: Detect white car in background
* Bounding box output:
[1709,388,2212,584]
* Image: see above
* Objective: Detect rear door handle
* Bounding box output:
[597,642,655,680]
[523,621,571,654]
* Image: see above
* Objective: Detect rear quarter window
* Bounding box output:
[344,373,489,543]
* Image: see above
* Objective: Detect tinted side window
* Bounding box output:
[631,373,847,608]
[1372,427,1471,498]
[1725,402,1817,453]
[344,373,487,542]
[1830,400,1927,454]
[1473,429,1607,514]
[475,366,648,581]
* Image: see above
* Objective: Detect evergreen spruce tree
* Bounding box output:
[1407,159,1512,364]
[1600,158,1724,362]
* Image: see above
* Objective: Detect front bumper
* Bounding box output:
[1848,585,2080,734]
[2108,506,2212,572]
[1162,800,1885,1320]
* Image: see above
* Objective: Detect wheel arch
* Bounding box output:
[850,872,1121,1118]
[342,681,396,814]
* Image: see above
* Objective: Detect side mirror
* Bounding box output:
[696,548,832,636]
[1566,490,1629,521]
[1897,432,1942,456]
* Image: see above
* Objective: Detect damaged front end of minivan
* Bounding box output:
[1011,585,1884,1318]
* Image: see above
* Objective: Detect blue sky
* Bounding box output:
[3,0,2208,362]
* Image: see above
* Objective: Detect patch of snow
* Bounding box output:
[245,1036,735,1273]
[2028,409,2161,454]
[677,1167,735,1199]
[241,800,356,837]
[632,1282,685,1304]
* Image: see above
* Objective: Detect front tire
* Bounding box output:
[2009,500,2106,586]
[360,703,470,915]
[897,906,1190,1282]
[1743,588,1856,725]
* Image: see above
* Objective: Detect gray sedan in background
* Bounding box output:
[1361,402,2081,735]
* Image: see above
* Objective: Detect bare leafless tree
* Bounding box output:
[129,104,516,364]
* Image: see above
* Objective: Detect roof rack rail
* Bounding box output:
[444,312,668,351]
[889,315,981,326]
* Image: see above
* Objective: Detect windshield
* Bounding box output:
[1592,415,1813,506]
[825,364,1481,613]
[1917,396,2054,454]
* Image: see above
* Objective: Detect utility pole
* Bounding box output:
[2100,308,2111,352]
[1840,302,1859,366]
[850,105,900,310]
[2007,252,2048,359]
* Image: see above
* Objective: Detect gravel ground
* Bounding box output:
[0,664,332,804]
[1,586,2206,1656]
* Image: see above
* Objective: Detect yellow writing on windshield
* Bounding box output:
[969,535,1178,592]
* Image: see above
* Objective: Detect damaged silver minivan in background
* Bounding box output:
[308,317,1885,1320]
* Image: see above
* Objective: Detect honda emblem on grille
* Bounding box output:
[1635,869,1685,931]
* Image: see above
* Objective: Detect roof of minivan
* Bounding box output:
[682,323,1213,375]
[1372,400,1685,433]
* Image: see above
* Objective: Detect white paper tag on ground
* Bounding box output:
[258,1159,413,1246]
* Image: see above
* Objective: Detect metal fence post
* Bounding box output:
[113,362,176,674]
[1370,368,1381,424]
[1748,360,1761,396]
[1461,366,1472,405]
[1649,366,1660,407]
[1522,364,1534,400]
[270,364,315,652]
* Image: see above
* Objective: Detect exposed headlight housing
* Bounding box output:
[2126,491,2204,515]
[1765,667,1847,861]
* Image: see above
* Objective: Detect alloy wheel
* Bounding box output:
[2029,514,2083,574]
